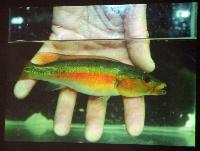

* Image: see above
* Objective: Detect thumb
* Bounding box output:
[127,39,155,73]
[124,4,155,73]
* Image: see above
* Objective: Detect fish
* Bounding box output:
[21,54,167,97]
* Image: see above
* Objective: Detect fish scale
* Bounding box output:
[22,56,166,97]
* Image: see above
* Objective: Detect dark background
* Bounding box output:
[6,40,196,126]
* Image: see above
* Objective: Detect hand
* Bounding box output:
[14,4,155,142]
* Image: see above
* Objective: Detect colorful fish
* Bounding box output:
[21,54,166,97]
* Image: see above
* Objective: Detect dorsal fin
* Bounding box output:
[59,54,120,62]
[33,52,120,65]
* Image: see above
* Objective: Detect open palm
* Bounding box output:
[14,4,155,142]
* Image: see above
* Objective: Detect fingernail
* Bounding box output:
[85,124,102,142]
[14,80,36,99]
[54,124,69,136]
[127,124,144,136]
[145,59,155,73]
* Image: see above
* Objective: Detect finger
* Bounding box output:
[54,88,77,136]
[123,96,145,136]
[14,46,58,99]
[14,79,36,99]
[124,4,155,72]
[127,39,155,73]
[85,96,109,142]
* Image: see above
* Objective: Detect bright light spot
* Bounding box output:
[24,113,53,136]
[26,7,30,10]
[11,17,24,24]
[176,10,190,18]
[185,113,195,128]
[182,23,186,27]
[79,108,85,112]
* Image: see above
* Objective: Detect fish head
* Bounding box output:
[117,73,167,97]
[135,73,167,96]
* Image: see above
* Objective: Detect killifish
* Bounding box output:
[21,54,166,97]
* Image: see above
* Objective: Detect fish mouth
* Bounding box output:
[151,83,167,95]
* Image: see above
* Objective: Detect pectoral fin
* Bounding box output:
[116,78,136,97]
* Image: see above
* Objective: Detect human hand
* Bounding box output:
[14,4,155,142]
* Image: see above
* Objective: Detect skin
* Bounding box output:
[14,4,155,142]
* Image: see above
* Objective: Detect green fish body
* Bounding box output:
[22,55,166,97]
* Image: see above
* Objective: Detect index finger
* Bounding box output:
[14,79,36,99]
[14,43,62,99]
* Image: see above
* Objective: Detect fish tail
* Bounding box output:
[19,71,29,80]
[19,62,33,80]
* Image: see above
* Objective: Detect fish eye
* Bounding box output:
[143,75,151,83]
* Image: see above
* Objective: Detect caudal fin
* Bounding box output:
[18,62,33,80]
